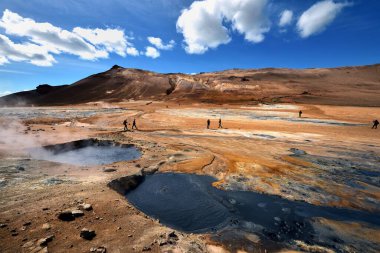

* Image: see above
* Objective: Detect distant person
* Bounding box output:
[123,119,128,131]
[207,119,210,129]
[218,118,223,128]
[132,118,138,130]
[372,119,379,129]
[299,110,303,118]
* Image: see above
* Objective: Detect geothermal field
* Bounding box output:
[0,66,380,253]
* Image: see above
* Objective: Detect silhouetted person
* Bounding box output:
[207,119,210,129]
[372,119,379,129]
[299,110,303,118]
[123,119,128,131]
[132,118,138,130]
[218,118,223,128]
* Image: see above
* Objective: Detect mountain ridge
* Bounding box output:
[1,64,380,106]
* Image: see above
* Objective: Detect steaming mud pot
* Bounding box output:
[125,173,380,251]
[29,139,141,166]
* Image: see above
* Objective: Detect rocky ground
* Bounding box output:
[0,101,379,252]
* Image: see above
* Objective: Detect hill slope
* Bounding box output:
[1,64,380,106]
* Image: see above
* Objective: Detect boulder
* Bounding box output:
[80,228,96,240]
[57,211,75,221]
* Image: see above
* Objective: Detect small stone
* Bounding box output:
[17,166,25,171]
[37,235,54,246]
[57,211,75,221]
[22,241,34,248]
[0,223,7,228]
[23,221,32,226]
[42,223,51,230]
[117,227,121,230]
[80,228,96,240]
[71,209,84,217]
[79,203,93,211]
[142,246,151,251]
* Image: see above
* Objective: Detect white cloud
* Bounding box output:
[145,46,160,59]
[147,37,175,50]
[176,0,270,54]
[73,27,138,57]
[126,47,139,56]
[279,10,293,27]
[297,0,351,38]
[0,34,56,66]
[0,9,139,66]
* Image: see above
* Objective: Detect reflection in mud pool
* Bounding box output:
[126,173,380,248]
[29,139,141,166]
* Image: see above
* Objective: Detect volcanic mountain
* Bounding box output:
[1,64,380,106]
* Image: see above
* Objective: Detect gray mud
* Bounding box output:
[29,139,141,166]
[0,107,127,120]
[125,173,380,250]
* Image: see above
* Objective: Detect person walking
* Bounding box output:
[299,110,303,118]
[123,119,128,131]
[207,119,210,129]
[372,119,379,129]
[218,118,223,128]
[132,118,138,130]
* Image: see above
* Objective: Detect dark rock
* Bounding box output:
[108,174,144,195]
[17,166,25,171]
[23,221,32,226]
[103,168,117,173]
[57,211,75,221]
[111,65,123,70]
[80,228,96,240]
[0,223,7,228]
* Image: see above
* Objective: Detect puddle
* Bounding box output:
[125,173,380,245]
[161,108,363,126]
[29,139,141,166]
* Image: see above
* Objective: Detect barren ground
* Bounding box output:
[0,101,379,253]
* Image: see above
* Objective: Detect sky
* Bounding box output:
[0,0,379,95]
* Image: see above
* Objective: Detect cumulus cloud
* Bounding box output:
[279,10,293,27]
[0,9,139,66]
[0,34,56,66]
[147,37,175,50]
[145,46,160,59]
[73,27,139,57]
[176,0,270,54]
[297,0,351,38]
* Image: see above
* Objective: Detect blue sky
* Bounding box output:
[0,0,379,95]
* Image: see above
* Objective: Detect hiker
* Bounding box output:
[123,119,128,131]
[132,118,138,130]
[372,119,379,129]
[299,110,303,118]
[207,119,210,129]
[218,118,223,128]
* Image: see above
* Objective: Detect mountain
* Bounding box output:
[1,64,380,106]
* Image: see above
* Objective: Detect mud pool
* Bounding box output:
[126,173,380,245]
[0,107,127,119]
[29,139,141,166]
